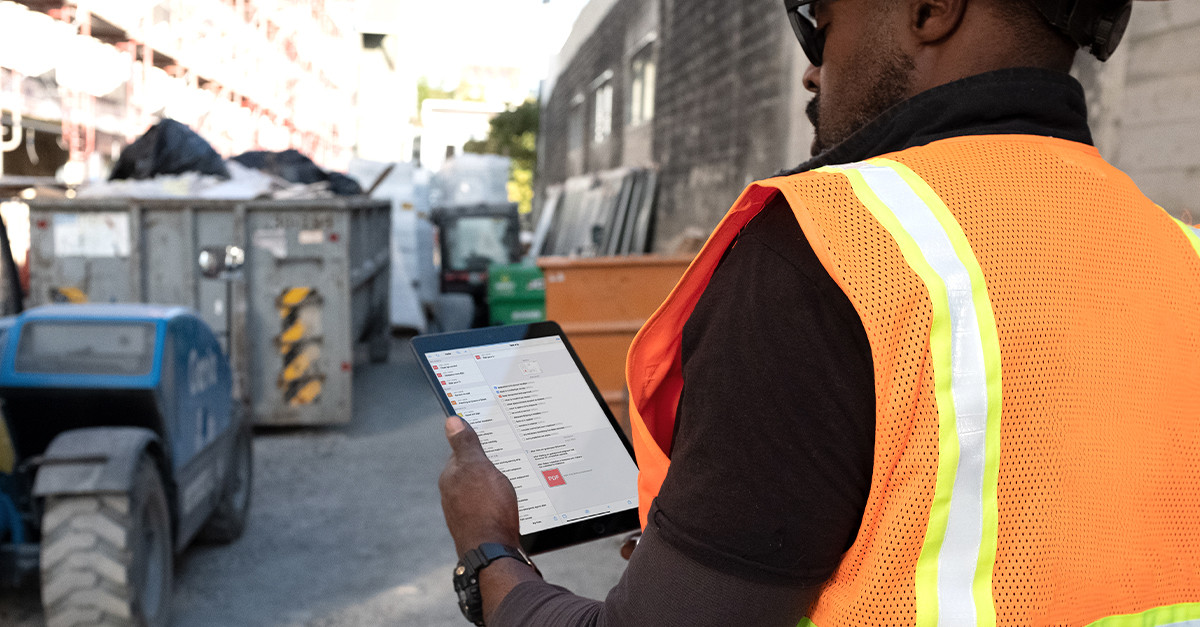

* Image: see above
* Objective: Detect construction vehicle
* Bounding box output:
[0,303,252,627]
[433,202,522,328]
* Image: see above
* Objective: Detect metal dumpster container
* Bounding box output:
[24,198,390,426]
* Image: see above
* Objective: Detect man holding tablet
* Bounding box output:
[439,0,1200,626]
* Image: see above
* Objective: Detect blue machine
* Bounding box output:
[0,304,252,627]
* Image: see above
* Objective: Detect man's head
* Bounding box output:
[801,0,1079,155]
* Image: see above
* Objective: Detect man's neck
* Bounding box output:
[780,68,1092,176]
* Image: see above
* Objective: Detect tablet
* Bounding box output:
[411,322,641,555]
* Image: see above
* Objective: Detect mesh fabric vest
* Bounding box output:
[627,135,1200,627]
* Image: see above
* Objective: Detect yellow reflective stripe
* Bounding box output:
[819,160,1001,627]
[1087,602,1200,627]
[872,158,1004,627]
[1170,216,1200,260]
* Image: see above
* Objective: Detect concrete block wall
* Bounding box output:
[540,0,650,189]
[653,0,790,249]
[539,0,814,253]
[540,0,1199,249]
[1087,2,1200,222]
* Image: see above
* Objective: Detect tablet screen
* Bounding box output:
[424,335,640,535]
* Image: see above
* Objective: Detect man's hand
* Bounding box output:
[440,416,542,624]
[439,415,522,556]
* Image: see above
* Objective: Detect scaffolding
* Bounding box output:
[0,0,358,183]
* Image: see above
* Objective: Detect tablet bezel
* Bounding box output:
[411,321,640,555]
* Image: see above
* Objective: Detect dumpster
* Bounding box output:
[24,198,390,426]
[538,255,693,435]
[487,262,546,326]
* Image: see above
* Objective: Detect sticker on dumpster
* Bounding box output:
[298,229,324,245]
[53,213,130,257]
[253,227,288,259]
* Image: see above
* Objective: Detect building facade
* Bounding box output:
[538,0,1200,252]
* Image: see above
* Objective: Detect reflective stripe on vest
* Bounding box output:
[1086,602,1200,627]
[814,158,1004,627]
[1171,215,1200,259]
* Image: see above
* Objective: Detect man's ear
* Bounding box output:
[908,0,968,44]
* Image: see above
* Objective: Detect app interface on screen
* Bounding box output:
[427,336,639,534]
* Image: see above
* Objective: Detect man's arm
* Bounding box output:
[439,196,876,625]
[441,416,821,627]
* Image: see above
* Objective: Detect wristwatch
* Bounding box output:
[453,543,539,625]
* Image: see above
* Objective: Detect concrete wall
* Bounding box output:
[1075,2,1200,222]
[540,0,1198,250]
[539,0,815,253]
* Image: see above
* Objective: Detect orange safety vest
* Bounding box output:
[627,135,1200,627]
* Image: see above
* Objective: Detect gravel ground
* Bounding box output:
[0,336,628,626]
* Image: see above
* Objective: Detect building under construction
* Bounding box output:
[0,0,359,188]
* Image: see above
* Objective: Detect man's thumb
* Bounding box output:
[445,416,480,452]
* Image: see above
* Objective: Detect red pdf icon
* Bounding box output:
[542,469,566,487]
[476,355,482,360]
[437,373,443,377]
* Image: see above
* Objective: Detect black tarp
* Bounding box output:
[232,149,362,196]
[110,119,230,181]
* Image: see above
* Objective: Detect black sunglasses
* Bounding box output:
[784,0,825,67]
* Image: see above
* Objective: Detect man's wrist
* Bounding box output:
[454,543,539,625]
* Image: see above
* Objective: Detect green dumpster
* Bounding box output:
[488,263,547,325]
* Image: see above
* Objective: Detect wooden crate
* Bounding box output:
[538,255,693,437]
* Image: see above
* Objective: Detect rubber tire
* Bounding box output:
[368,333,390,364]
[40,456,172,627]
[197,430,253,544]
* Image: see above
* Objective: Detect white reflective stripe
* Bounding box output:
[840,162,992,626]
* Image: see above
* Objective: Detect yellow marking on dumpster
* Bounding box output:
[279,321,306,347]
[281,350,313,383]
[55,287,88,304]
[290,379,323,406]
[279,287,313,308]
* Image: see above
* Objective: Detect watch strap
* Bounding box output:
[454,543,539,626]
[465,543,534,572]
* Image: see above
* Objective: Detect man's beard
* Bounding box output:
[806,47,915,156]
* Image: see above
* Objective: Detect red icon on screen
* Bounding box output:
[542,469,566,487]
[476,355,481,360]
[437,373,443,377]
[433,365,439,370]
[440,381,446,386]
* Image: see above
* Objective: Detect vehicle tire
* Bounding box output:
[368,332,390,363]
[197,429,253,543]
[40,456,172,627]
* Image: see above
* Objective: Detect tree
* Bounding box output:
[464,99,539,214]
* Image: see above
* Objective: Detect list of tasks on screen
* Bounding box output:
[426,336,639,534]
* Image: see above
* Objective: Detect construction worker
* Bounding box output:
[439,0,1200,625]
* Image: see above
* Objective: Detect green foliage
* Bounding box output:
[465,100,539,214]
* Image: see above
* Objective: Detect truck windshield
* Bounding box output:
[15,322,157,376]
[444,217,513,271]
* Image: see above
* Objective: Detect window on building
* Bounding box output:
[568,94,585,151]
[594,80,614,144]
[629,46,656,127]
